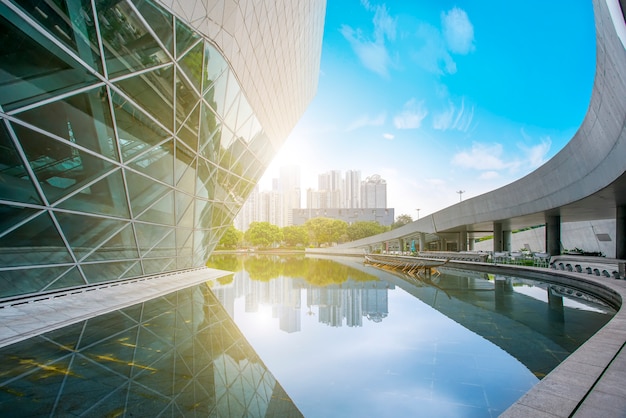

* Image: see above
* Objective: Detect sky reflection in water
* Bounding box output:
[208,254,615,418]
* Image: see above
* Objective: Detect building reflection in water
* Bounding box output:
[0,284,302,417]
[211,265,393,331]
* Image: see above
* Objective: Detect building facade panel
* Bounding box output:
[0,0,325,299]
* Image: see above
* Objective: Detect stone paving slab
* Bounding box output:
[0,267,231,349]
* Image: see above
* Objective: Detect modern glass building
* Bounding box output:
[0,0,326,299]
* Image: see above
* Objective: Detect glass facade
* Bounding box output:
[0,0,283,298]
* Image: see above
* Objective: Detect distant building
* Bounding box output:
[361,174,387,208]
[345,170,362,209]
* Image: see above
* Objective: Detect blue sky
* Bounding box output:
[261,0,596,219]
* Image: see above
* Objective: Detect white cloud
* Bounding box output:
[520,137,552,167]
[441,8,475,54]
[340,4,396,77]
[433,98,474,132]
[393,99,428,129]
[413,23,456,75]
[383,133,395,140]
[479,171,500,180]
[451,143,507,170]
[412,7,475,75]
[346,112,386,131]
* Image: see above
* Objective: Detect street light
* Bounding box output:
[416,208,420,220]
[456,190,465,202]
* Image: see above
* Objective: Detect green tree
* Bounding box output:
[391,214,413,230]
[218,225,243,249]
[347,221,386,241]
[244,222,282,248]
[282,225,309,247]
[305,217,348,246]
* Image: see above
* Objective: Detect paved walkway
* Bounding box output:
[0,267,231,349]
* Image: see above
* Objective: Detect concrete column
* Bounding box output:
[617,206,626,259]
[468,237,475,251]
[459,231,468,251]
[419,233,426,252]
[493,222,503,252]
[503,230,512,252]
[546,216,561,256]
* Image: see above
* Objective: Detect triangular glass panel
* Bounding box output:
[121,261,143,279]
[83,223,139,262]
[0,122,42,205]
[176,68,201,129]
[137,189,175,225]
[128,140,175,186]
[134,222,171,256]
[234,101,254,143]
[124,169,171,218]
[0,203,40,240]
[176,228,193,257]
[203,43,229,94]
[176,99,200,152]
[0,211,72,268]
[196,158,217,200]
[11,123,118,205]
[179,40,204,93]
[15,86,118,162]
[55,168,130,219]
[175,18,199,59]
[0,265,73,298]
[142,257,174,275]
[53,211,131,261]
[81,260,140,284]
[144,228,176,258]
[176,256,193,270]
[222,89,241,132]
[194,199,213,229]
[113,65,175,132]
[0,9,98,111]
[174,141,195,183]
[175,156,197,195]
[131,0,174,56]
[110,90,170,162]
[96,0,171,78]
[41,267,86,292]
[204,71,228,118]
[175,191,193,225]
[11,0,103,74]
[198,101,221,161]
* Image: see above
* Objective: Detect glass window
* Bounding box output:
[110,90,170,162]
[0,121,42,205]
[96,0,171,77]
[113,65,174,132]
[0,5,98,111]
[82,224,139,262]
[179,40,203,92]
[11,123,118,205]
[175,18,199,59]
[123,168,170,218]
[128,140,174,185]
[131,0,174,56]
[15,86,118,162]
[0,265,77,298]
[13,0,103,74]
[0,211,73,268]
[136,189,175,225]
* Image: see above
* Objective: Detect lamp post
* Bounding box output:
[416,208,420,220]
[456,190,465,202]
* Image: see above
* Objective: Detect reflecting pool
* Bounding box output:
[0,254,615,417]
[207,254,615,417]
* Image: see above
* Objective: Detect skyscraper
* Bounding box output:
[0,0,325,299]
[361,174,388,208]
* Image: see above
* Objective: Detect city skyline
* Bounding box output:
[260,0,595,220]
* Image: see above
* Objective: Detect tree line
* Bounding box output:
[218,214,414,249]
